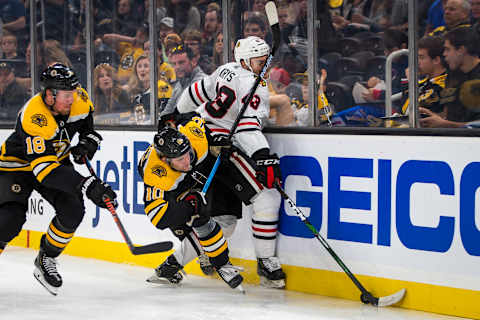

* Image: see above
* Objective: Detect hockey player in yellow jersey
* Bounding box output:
[0,63,117,295]
[138,113,244,291]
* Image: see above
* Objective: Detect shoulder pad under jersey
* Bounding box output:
[142,145,185,191]
[178,118,208,164]
[68,87,94,123]
[20,94,58,140]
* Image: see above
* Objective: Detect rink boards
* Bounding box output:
[4,129,480,319]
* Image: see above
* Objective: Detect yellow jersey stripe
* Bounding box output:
[145,198,165,213]
[31,155,58,168]
[199,229,224,247]
[36,163,60,182]
[204,241,228,258]
[151,204,168,227]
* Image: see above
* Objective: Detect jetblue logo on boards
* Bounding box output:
[279,155,480,257]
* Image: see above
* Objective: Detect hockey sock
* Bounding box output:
[194,219,229,268]
[42,217,75,257]
[252,218,278,258]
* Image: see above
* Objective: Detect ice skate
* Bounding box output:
[217,262,244,293]
[33,250,62,296]
[197,252,214,276]
[257,257,286,289]
[146,255,184,285]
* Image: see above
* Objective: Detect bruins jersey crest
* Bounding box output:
[152,166,167,178]
[189,126,204,138]
[77,88,88,102]
[31,114,47,127]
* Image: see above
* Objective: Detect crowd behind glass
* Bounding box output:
[0,0,479,129]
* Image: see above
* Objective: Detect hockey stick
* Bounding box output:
[84,158,173,255]
[202,1,280,195]
[274,182,406,307]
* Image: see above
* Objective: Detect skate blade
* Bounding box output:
[145,274,182,286]
[33,268,59,296]
[259,276,285,289]
[236,284,246,294]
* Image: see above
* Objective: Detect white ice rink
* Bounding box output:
[0,247,470,320]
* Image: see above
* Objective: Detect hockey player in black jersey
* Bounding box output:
[0,64,117,295]
[138,113,244,291]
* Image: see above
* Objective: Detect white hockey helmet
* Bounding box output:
[234,36,270,71]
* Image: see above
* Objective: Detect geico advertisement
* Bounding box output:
[1,129,479,291]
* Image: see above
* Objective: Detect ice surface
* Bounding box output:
[0,247,469,320]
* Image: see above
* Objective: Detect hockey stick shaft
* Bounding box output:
[202,1,280,195]
[84,158,173,255]
[274,182,380,304]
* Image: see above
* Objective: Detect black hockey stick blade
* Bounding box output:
[84,158,173,255]
[129,241,173,255]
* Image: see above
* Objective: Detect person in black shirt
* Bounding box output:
[420,27,480,127]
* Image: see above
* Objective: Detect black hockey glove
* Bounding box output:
[183,191,209,226]
[252,148,282,189]
[81,176,118,209]
[71,131,102,164]
[209,134,232,159]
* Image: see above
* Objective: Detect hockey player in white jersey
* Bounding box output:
[173,36,286,288]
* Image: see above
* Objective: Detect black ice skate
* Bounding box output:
[217,262,244,293]
[33,250,62,296]
[146,255,184,285]
[197,252,215,276]
[257,257,286,289]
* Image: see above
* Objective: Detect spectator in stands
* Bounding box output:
[2,0,26,51]
[93,63,130,115]
[202,2,222,56]
[159,17,175,44]
[420,27,480,127]
[161,45,205,115]
[285,70,332,127]
[0,60,29,121]
[400,36,447,116]
[425,0,447,35]
[277,1,294,46]
[100,22,148,84]
[165,0,201,35]
[143,39,176,83]
[113,0,142,36]
[212,31,224,68]
[472,0,480,25]
[429,0,471,36]
[42,40,73,68]
[182,29,202,67]
[1,31,22,59]
[243,14,269,42]
[126,54,173,122]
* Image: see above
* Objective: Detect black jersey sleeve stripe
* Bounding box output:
[188,85,201,107]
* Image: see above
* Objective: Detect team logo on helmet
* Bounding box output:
[152,166,167,178]
[31,114,47,127]
[157,138,164,146]
[176,138,184,145]
[189,126,203,138]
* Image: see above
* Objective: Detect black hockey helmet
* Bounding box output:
[154,127,191,159]
[40,63,79,91]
